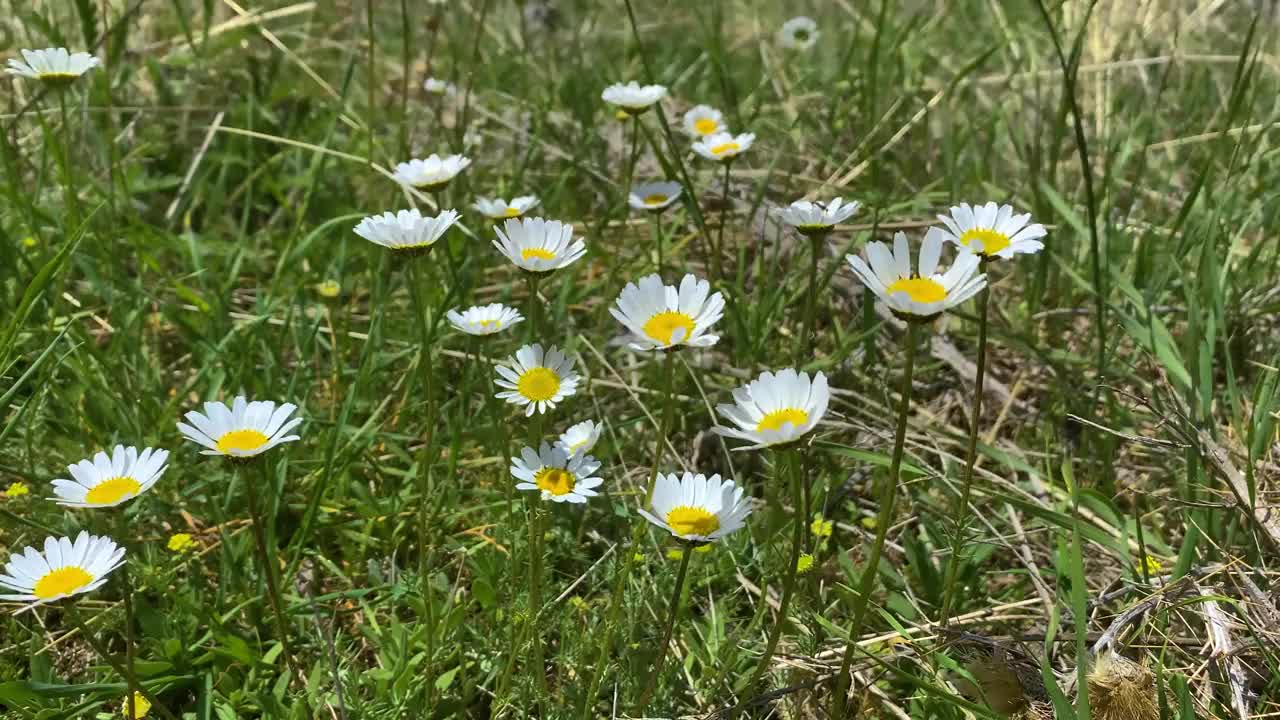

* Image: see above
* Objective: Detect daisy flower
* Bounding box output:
[177,396,303,458]
[495,344,580,416]
[50,445,169,508]
[511,442,603,504]
[6,48,99,84]
[776,197,860,235]
[353,208,459,254]
[846,231,986,319]
[556,419,602,458]
[639,473,751,542]
[391,154,471,191]
[446,303,524,336]
[423,77,456,95]
[492,217,587,274]
[778,17,819,50]
[714,369,830,450]
[924,201,1047,260]
[610,273,724,351]
[0,532,125,613]
[601,81,667,114]
[628,181,683,212]
[693,132,754,162]
[683,105,726,137]
[473,195,540,220]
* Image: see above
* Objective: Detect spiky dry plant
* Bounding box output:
[1088,651,1160,720]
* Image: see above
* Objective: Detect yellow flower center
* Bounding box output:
[38,72,80,83]
[477,319,501,329]
[644,194,669,206]
[521,247,556,261]
[694,118,719,135]
[534,467,576,496]
[84,476,142,505]
[958,227,1011,256]
[757,408,810,433]
[168,533,196,552]
[33,566,93,599]
[504,207,521,218]
[642,311,696,345]
[517,367,561,402]
[710,142,739,156]
[215,429,270,455]
[665,506,720,536]
[885,277,947,304]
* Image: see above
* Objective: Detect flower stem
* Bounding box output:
[712,161,731,281]
[56,91,81,228]
[830,321,918,716]
[114,511,139,720]
[525,497,551,711]
[653,211,664,275]
[647,350,678,500]
[406,260,438,580]
[797,231,828,365]
[939,284,988,624]
[636,542,693,708]
[67,606,177,720]
[525,273,542,340]
[744,450,804,694]
[243,461,298,680]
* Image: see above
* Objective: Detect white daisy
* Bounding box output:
[0,532,124,613]
[446,303,524,336]
[601,81,667,113]
[556,419,602,458]
[924,202,1047,260]
[683,105,726,138]
[423,77,456,95]
[177,396,303,458]
[714,369,830,450]
[391,154,471,191]
[6,48,100,83]
[692,132,755,162]
[628,181,683,212]
[492,217,587,274]
[776,197,860,235]
[778,17,819,50]
[610,274,724,351]
[473,195,540,220]
[511,442,603,504]
[353,208,460,253]
[495,344,580,416]
[50,446,169,508]
[846,231,987,319]
[639,472,751,542]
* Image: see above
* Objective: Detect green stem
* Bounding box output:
[797,231,828,365]
[830,321,918,716]
[243,461,298,680]
[56,91,81,228]
[939,284,989,624]
[712,160,731,282]
[67,606,177,720]
[525,498,551,711]
[647,350,678,500]
[406,260,438,579]
[653,211,664,275]
[526,273,542,340]
[1062,456,1092,718]
[115,512,139,720]
[745,450,805,694]
[636,542,693,708]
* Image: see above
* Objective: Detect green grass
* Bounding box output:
[2,1,1279,718]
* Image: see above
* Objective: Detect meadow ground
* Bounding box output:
[1,1,1279,718]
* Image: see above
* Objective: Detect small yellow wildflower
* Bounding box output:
[1140,554,1162,576]
[4,482,30,498]
[21,236,37,248]
[796,553,815,574]
[167,533,196,553]
[316,279,341,299]
[810,514,833,538]
[860,516,877,531]
[122,692,151,719]
[666,548,684,561]
[631,552,645,563]
[568,595,589,612]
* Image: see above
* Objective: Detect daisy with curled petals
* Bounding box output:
[776,197,860,235]
[556,419,602,458]
[778,16,819,50]
[924,201,1047,260]
[611,274,724,351]
[6,48,99,84]
[473,195,539,220]
[391,154,471,191]
[50,446,169,508]
[446,303,523,336]
[601,81,667,114]
[492,217,587,274]
[845,231,986,320]
[0,532,124,613]
[511,442,602,504]
[639,472,751,543]
[177,396,302,458]
[628,181,682,213]
[692,132,754,162]
[683,105,726,137]
[353,208,459,254]
[714,368,830,450]
[495,344,580,416]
